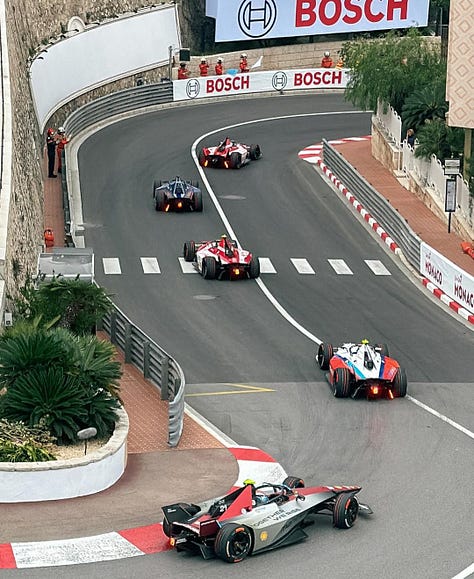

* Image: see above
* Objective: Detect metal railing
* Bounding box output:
[323,139,422,269]
[64,81,174,137]
[99,302,185,447]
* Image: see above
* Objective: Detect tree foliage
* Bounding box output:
[414,119,464,162]
[341,29,446,114]
[401,81,448,133]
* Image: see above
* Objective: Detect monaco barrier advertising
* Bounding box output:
[206,0,430,42]
[173,68,349,101]
[421,243,474,314]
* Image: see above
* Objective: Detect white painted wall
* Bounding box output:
[0,408,129,503]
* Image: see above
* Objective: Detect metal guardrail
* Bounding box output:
[322,139,422,269]
[99,302,185,447]
[65,82,174,137]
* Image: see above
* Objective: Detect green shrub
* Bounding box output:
[0,367,89,444]
[0,418,56,462]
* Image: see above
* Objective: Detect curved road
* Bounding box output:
[15,95,472,578]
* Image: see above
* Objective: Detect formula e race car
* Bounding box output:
[152,177,202,212]
[183,234,260,280]
[316,340,407,399]
[162,476,372,563]
[198,137,262,169]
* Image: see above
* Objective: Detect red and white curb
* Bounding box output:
[422,279,474,324]
[298,136,400,256]
[0,446,285,569]
[299,137,474,326]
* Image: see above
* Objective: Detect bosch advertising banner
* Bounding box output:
[206,0,430,42]
[173,68,349,101]
[421,243,474,314]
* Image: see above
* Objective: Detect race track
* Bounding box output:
[15,94,472,579]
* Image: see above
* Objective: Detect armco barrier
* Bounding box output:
[99,304,185,447]
[322,139,422,269]
[64,81,174,136]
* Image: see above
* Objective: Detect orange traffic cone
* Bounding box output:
[44,228,55,248]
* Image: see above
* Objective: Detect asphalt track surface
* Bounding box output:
[9,95,473,578]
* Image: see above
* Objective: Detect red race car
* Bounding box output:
[183,234,260,280]
[316,340,407,399]
[198,137,262,169]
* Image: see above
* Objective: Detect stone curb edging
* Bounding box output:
[0,446,286,569]
[298,138,474,327]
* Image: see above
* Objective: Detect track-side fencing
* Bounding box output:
[322,139,422,269]
[99,301,185,447]
[65,82,174,136]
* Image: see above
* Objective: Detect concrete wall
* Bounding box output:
[0,408,129,502]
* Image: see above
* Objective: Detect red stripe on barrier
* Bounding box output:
[118,523,170,555]
[0,544,16,569]
[228,447,276,462]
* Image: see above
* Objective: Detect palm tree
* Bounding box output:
[401,81,448,134]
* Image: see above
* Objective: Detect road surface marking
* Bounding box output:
[328,259,353,275]
[102,258,121,275]
[140,257,161,274]
[291,258,315,274]
[259,257,277,274]
[178,257,197,273]
[365,259,391,275]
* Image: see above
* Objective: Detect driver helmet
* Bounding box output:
[361,338,369,345]
[324,51,330,57]
[243,478,255,486]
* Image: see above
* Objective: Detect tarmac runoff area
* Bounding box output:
[0,446,287,569]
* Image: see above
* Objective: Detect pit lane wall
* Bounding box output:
[0,408,128,502]
[173,68,349,101]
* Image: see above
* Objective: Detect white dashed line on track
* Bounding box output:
[102,258,121,275]
[140,257,161,274]
[365,259,391,275]
[291,258,315,274]
[328,259,353,275]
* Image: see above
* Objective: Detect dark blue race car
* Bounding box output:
[152,177,203,212]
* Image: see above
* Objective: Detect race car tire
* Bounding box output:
[229,152,242,169]
[333,493,359,529]
[198,150,207,167]
[283,476,305,489]
[152,180,160,197]
[249,144,261,160]
[375,343,389,356]
[155,190,166,211]
[392,367,407,398]
[317,342,334,370]
[183,240,196,262]
[333,367,351,398]
[248,256,260,279]
[203,256,217,279]
[214,523,253,563]
[193,190,203,212]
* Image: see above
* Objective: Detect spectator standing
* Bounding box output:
[321,51,333,68]
[199,58,209,77]
[406,128,416,147]
[46,128,57,178]
[177,62,189,80]
[239,53,249,73]
[56,127,69,174]
[215,58,224,76]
